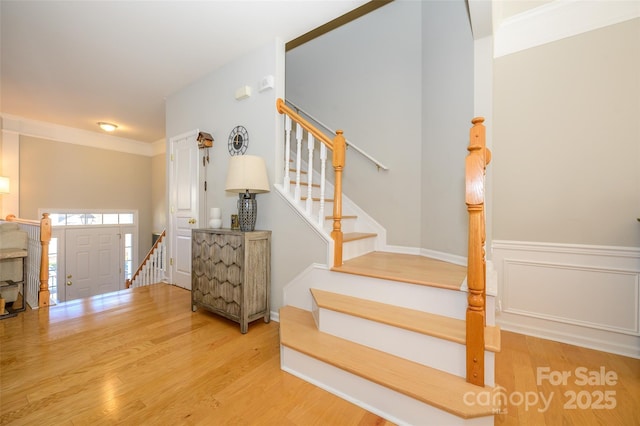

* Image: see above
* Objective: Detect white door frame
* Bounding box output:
[168,129,206,289]
[38,209,138,303]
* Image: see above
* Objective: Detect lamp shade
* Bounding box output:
[225,155,270,193]
[0,176,9,194]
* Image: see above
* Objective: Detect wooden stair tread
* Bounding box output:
[288,168,308,174]
[290,180,320,188]
[325,215,357,220]
[311,288,500,352]
[280,306,499,419]
[332,251,466,291]
[300,196,334,202]
[343,232,377,242]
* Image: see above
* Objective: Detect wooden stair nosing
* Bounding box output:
[279,306,499,419]
[343,232,377,242]
[300,196,334,202]
[290,180,321,188]
[325,215,357,220]
[288,168,308,174]
[310,288,500,352]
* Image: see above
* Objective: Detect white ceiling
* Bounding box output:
[0,0,368,143]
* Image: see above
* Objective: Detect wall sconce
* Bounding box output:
[0,176,9,194]
[225,155,270,232]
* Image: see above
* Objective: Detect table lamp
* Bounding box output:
[225,155,270,231]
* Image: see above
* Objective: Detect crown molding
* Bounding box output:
[0,113,161,157]
[494,0,640,58]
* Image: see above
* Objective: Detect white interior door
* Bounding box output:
[65,227,121,301]
[169,130,201,289]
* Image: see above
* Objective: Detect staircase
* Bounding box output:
[279,254,499,425]
[275,100,498,424]
[126,230,167,289]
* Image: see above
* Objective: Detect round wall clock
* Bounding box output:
[228,125,249,155]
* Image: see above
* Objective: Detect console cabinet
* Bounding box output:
[191,229,271,333]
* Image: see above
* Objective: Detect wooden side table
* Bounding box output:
[191,228,271,333]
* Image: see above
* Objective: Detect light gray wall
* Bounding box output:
[151,152,166,235]
[19,135,154,260]
[493,18,640,247]
[421,0,474,256]
[286,0,422,248]
[166,39,326,312]
[286,0,474,255]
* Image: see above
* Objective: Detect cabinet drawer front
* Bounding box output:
[192,232,244,317]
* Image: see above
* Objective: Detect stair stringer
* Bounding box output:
[278,152,388,261]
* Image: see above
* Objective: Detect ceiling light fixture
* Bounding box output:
[98,122,118,132]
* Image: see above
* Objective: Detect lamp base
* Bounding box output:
[238,192,257,232]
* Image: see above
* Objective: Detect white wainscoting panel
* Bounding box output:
[492,240,640,358]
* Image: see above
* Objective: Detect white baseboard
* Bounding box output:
[492,240,640,358]
[383,244,467,267]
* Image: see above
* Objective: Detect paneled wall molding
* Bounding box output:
[494,0,640,58]
[502,259,639,335]
[493,240,640,259]
[492,239,640,358]
[0,113,165,157]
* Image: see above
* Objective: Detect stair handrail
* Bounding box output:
[465,117,491,387]
[277,98,346,267]
[126,230,166,288]
[5,213,52,308]
[286,100,389,171]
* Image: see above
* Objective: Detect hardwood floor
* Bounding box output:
[0,284,391,425]
[495,331,640,426]
[1,284,638,425]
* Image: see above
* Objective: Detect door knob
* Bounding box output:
[67,274,72,279]
[188,218,196,224]
[66,281,73,286]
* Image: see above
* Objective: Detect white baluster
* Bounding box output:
[319,144,327,226]
[284,115,292,195]
[294,123,303,202]
[151,251,158,284]
[306,133,315,215]
[160,242,166,281]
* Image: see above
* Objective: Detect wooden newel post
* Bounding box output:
[465,117,488,387]
[39,213,51,307]
[331,130,346,267]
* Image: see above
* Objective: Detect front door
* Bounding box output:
[169,130,202,289]
[65,227,121,301]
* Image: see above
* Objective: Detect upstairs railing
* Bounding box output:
[5,213,52,308]
[465,117,491,387]
[276,98,346,267]
[126,230,166,288]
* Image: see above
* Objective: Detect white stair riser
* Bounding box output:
[281,346,494,426]
[314,305,495,386]
[343,236,377,261]
[284,266,496,325]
